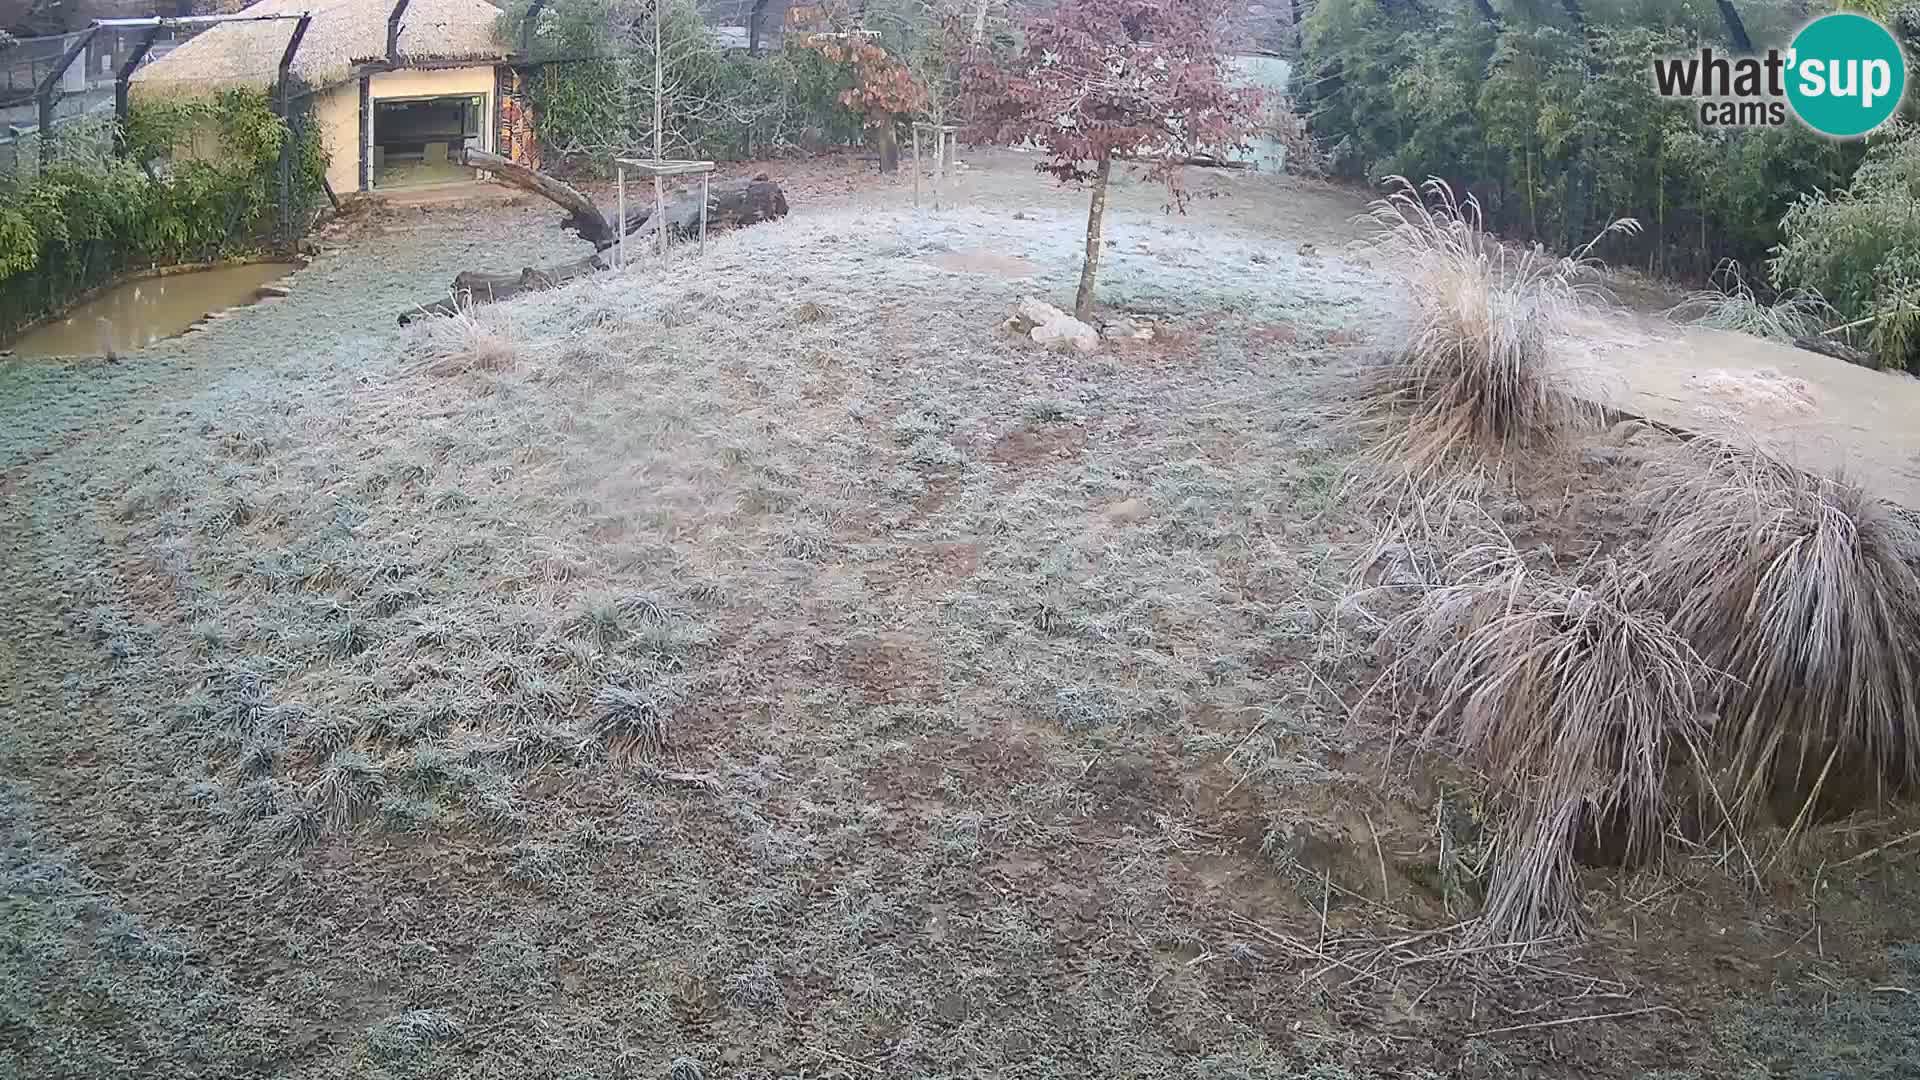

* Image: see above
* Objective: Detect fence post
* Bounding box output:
[114,26,163,157]
[273,14,312,244]
[520,0,546,58]
[36,28,98,170]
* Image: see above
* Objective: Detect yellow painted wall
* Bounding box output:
[369,66,496,101]
[314,81,360,195]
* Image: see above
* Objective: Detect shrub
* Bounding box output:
[1377,544,1716,940]
[1354,177,1623,479]
[1637,438,1920,823]
[1299,0,1861,278]
[1772,125,1920,372]
[1668,260,1834,341]
[0,89,325,337]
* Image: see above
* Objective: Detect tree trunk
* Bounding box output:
[1715,2,1754,53]
[973,0,991,45]
[749,0,771,55]
[1469,0,1501,28]
[397,163,789,324]
[613,178,790,247]
[1558,0,1597,252]
[876,117,899,175]
[399,253,607,324]
[1075,154,1112,323]
[462,147,613,248]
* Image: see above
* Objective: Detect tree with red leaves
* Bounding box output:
[963,0,1262,321]
[792,3,929,174]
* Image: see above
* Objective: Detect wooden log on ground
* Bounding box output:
[611,176,790,247]
[398,253,606,325]
[395,156,789,325]
[462,147,614,248]
[1794,335,1882,370]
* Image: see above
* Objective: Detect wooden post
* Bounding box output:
[934,128,945,210]
[653,0,664,256]
[912,125,921,207]
[699,172,708,255]
[617,163,626,268]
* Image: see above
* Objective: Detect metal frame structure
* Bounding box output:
[615,158,714,266]
[911,122,957,210]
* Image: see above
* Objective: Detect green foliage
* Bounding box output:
[1773,124,1920,371]
[0,89,324,338]
[504,0,868,170]
[529,45,862,168]
[1299,0,1865,278]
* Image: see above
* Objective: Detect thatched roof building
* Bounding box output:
[131,0,510,97]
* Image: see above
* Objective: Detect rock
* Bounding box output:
[257,284,292,299]
[1008,297,1099,353]
[1013,210,1028,220]
[1105,498,1151,523]
[1580,446,1633,468]
[1607,419,1650,445]
[1101,316,1155,342]
[1031,317,1099,354]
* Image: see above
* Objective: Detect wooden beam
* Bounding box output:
[114,25,162,156]
[37,27,98,170]
[387,0,411,61]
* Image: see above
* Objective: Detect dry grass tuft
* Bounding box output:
[591,683,673,758]
[403,305,525,377]
[1638,437,1920,821]
[1379,544,1716,941]
[1353,177,1630,482]
[1667,260,1835,341]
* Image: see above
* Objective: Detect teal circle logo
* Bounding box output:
[1786,13,1907,138]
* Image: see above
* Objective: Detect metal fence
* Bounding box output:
[0,15,319,244]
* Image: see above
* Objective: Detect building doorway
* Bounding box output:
[370,93,487,189]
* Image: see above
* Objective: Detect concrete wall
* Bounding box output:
[310,66,497,192]
[314,80,359,195]
[370,66,495,104]
[1227,54,1293,173]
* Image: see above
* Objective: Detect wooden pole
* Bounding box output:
[699,173,708,255]
[934,128,945,210]
[653,0,665,256]
[617,163,625,268]
[912,126,921,207]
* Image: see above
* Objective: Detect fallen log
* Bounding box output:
[396,150,790,325]
[465,148,614,248]
[398,252,606,325]
[1793,335,1882,371]
[609,177,790,248]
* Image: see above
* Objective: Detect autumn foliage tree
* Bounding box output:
[963,0,1262,320]
[792,3,928,173]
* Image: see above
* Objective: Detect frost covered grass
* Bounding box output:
[3,201,1478,1077]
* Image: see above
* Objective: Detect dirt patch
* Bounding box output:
[924,248,1040,278]
[985,423,1087,472]
[1562,312,1920,509]
[1687,366,1820,416]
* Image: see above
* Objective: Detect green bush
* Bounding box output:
[504,0,862,171]
[528,45,861,170]
[1772,125,1920,372]
[0,89,324,338]
[1298,0,1863,278]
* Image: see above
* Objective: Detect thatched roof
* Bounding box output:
[131,0,509,99]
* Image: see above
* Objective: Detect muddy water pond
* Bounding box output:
[6,262,299,359]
